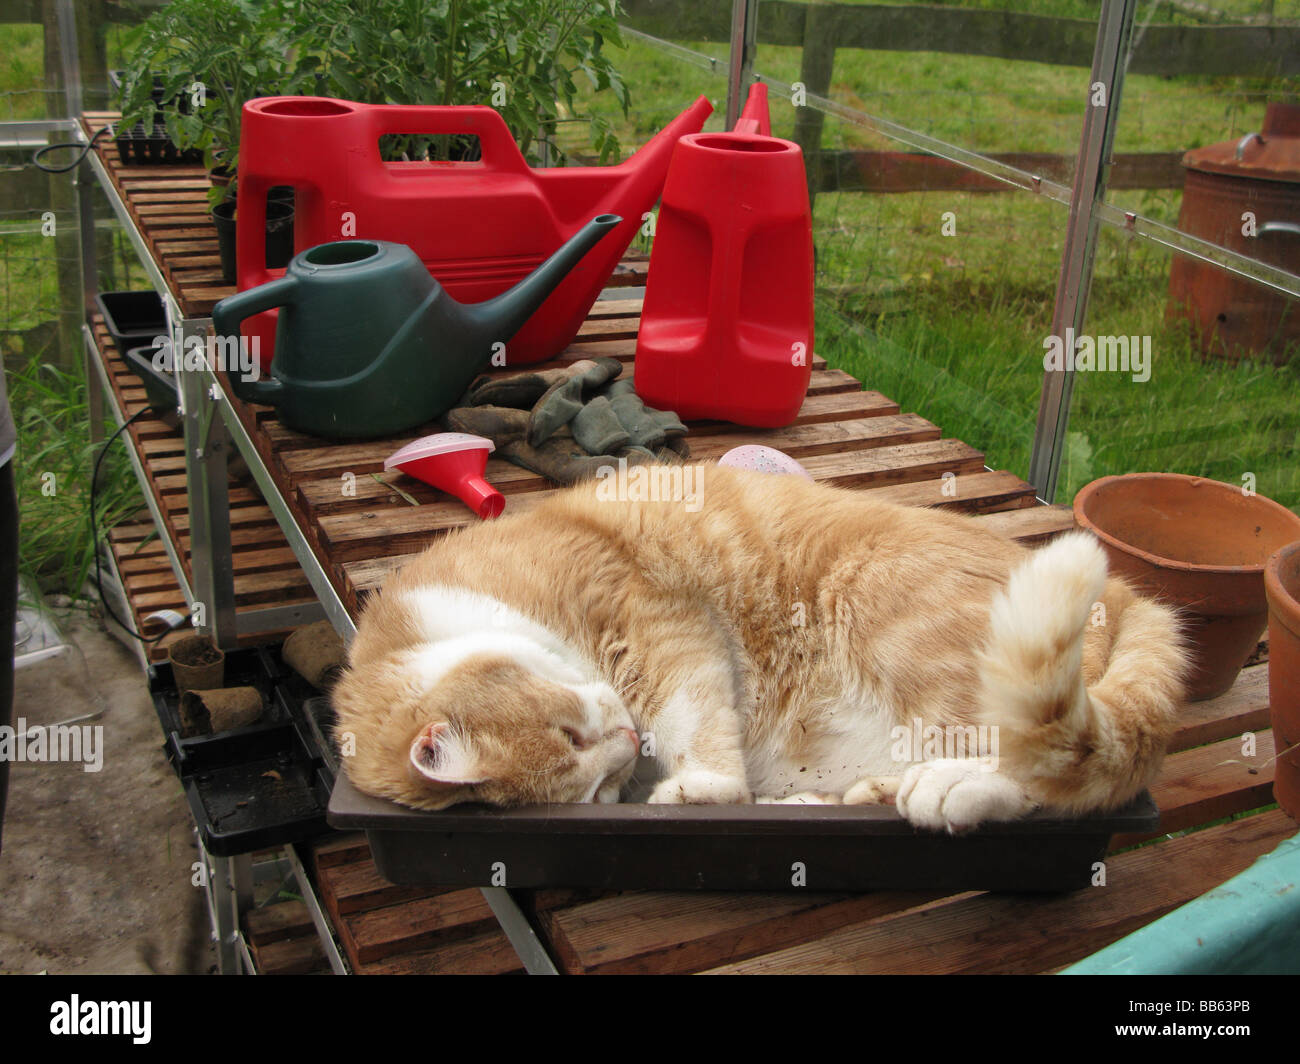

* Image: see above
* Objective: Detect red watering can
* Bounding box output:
[634,83,814,427]
[236,95,712,372]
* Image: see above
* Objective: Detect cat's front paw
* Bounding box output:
[649,770,751,805]
[896,758,1035,833]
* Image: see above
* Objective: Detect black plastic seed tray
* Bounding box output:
[113,123,203,166]
[150,646,334,856]
[123,346,178,413]
[94,290,167,353]
[107,70,203,166]
[329,772,1159,893]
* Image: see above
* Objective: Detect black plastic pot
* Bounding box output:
[213,198,295,286]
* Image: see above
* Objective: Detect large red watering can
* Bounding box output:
[236,95,712,371]
[634,83,814,427]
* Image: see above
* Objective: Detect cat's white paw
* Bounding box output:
[842,777,900,806]
[896,758,1035,833]
[649,770,751,805]
[756,791,842,805]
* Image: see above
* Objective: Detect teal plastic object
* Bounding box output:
[1062,828,1300,974]
[212,214,620,440]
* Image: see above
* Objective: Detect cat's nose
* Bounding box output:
[623,728,640,750]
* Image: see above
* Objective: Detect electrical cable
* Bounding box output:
[32,125,113,173]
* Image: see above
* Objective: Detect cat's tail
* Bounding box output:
[976,531,1187,814]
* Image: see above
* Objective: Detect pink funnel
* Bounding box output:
[385,433,505,519]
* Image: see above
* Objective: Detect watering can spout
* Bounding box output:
[464,214,623,346]
[734,82,772,136]
[583,95,713,224]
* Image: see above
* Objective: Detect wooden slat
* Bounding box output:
[700,810,1298,974]
[337,889,499,965]
[971,504,1075,544]
[541,890,947,975]
[318,858,443,917]
[312,833,371,871]
[357,928,525,975]
[862,469,1035,513]
[248,933,329,975]
[799,438,986,487]
[243,900,317,946]
[1111,731,1276,849]
[1167,664,1272,754]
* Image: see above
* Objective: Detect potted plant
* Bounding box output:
[117,0,304,281]
[118,0,306,193]
[276,0,631,165]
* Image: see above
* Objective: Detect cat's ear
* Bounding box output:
[409,721,488,786]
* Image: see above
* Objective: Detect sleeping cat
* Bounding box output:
[332,464,1188,832]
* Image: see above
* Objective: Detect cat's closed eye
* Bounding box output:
[560,725,594,750]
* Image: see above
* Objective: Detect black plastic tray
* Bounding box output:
[123,345,178,414]
[94,290,166,353]
[113,123,204,165]
[150,646,335,857]
[328,772,1160,892]
[107,70,203,165]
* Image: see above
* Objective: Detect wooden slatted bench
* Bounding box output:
[93,318,317,660]
[82,111,1293,974]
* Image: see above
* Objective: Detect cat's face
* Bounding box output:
[334,647,640,811]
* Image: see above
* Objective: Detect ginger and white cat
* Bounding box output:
[332,465,1188,832]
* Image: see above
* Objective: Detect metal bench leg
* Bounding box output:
[178,316,238,649]
[480,888,560,975]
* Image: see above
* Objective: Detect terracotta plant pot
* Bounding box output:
[1074,473,1300,701]
[1265,540,1300,820]
[167,634,225,696]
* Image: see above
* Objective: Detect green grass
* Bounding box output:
[0,24,46,121]
[9,343,144,598]
[574,8,1300,509]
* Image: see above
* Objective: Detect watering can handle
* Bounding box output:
[368,105,529,174]
[211,276,298,404]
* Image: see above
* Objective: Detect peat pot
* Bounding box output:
[1265,540,1300,819]
[1168,103,1300,364]
[1074,473,1300,701]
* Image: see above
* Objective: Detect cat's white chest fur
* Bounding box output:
[746,695,901,799]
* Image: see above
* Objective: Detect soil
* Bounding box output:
[170,636,222,668]
[0,614,214,974]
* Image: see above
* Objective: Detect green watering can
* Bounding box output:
[212,214,621,439]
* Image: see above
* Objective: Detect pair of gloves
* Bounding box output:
[445,357,689,484]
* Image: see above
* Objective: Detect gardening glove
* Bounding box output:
[460,365,585,411]
[601,376,688,450]
[527,358,625,447]
[446,357,691,487]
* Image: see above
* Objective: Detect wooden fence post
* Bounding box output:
[791,3,837,210]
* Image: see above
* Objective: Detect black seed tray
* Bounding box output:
[94,290,166,353]
[329,772,1160,893]
[112,123,203,166]
[150,645,335,856]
